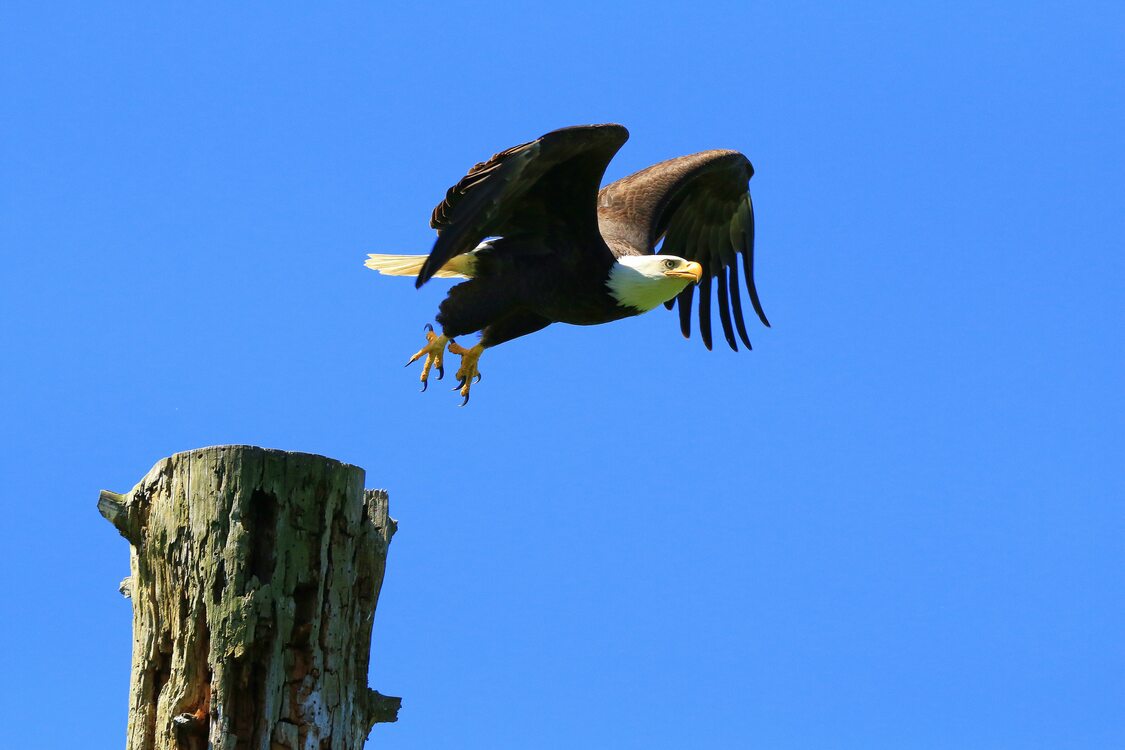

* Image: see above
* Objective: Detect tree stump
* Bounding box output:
[98,445,400,750]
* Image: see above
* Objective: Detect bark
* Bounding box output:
[98,445,400,750]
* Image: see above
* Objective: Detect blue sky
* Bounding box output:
[2,2,1123,748]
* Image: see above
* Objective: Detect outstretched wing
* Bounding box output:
[597,150,769,351]
[417,124,630,287]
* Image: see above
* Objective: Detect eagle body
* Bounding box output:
[435,235,637,347]
[366,124,769,402]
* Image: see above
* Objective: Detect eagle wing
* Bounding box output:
[417,124,630,287]
[597,150,769,351]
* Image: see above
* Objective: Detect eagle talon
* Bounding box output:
[447,341,484,405]
[405,328,449,392]
[424,322,434,333]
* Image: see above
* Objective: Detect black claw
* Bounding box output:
[473,373,482,384]
[460,392,470,407]
[404,360,412,367]
[436,365,444,380]
[423,323,433,333]
[453,377,465,391]
[420,379,428,393]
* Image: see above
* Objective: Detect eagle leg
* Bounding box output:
[447,340,485,406]
[405,326,449,392]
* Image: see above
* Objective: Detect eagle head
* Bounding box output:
[607,255,704,312]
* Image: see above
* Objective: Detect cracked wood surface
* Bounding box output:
[99,445,400,750]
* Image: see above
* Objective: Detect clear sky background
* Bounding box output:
[2,3,1123,748]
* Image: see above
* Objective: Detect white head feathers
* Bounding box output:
[606,255,703,312]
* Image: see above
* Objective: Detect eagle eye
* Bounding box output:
[663,259,677,269]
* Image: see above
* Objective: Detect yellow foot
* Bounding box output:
[404,324,449,392]
[447,340,485,406]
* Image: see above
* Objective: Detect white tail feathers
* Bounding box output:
[364,253,474,279]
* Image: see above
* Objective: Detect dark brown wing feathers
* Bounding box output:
[597,149,769,351]
[429,140,532,231]
[418,124,629,287]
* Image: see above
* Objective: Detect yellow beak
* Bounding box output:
[665,261,704,284]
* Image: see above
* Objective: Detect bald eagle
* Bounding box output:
[366,124,769,404]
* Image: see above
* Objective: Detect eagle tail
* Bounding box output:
[364,253,473,279]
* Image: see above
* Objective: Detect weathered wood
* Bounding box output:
[99,445,400,750]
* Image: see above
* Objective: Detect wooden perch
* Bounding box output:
[98,445,400,750]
